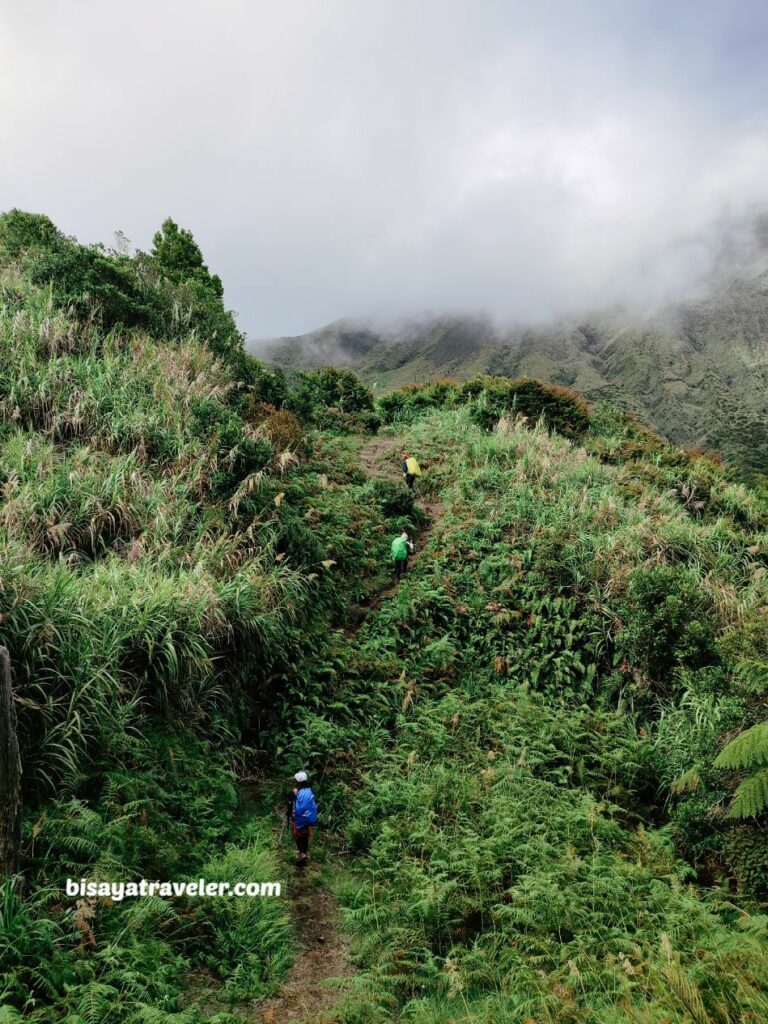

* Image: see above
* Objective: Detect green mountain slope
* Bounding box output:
[261,268,768,477]
[3,211,768,1024]
[300,404,768,1022]
[0,211,401,1020]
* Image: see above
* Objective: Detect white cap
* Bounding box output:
[401,532,409,539]
[294,771,308,782]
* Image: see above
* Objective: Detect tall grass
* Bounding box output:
[0,275,391,1021]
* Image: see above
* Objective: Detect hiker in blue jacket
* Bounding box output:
[286,770,318,866]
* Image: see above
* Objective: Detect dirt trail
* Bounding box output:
[253,870,352,1024]
[359,434,398,477]
[349,436,444,620]
[245,435,445,1023]
[363,435,444,529]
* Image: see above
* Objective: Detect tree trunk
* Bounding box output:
[0,646,22,877]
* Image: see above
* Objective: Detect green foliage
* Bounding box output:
[378,375,591,437]
[150,218,223,296]
[725,769,768,819]
[714,720,768,818]
[714,720,768,770]
[618,564,718,686]
[275,406,768,1021]
[191,834,292,1001]
[378,380,459,424]
[285,367,379,432]
[369,477,417,519]
[0,260,394,1021]
[0,209,243,363]
[722,826,768,893]
[6,210,768,1023]
[461,375,591,436]
[0,210,64,260]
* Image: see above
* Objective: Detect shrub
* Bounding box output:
[283,367,378,432]
[261,408,305,452]
[461,376,591,436]
[618,564,718,687]
[288,367,374,416]
[188,395,273,497]
[0,209,246,366]
[378,380,459,424]
[370,477,416,518]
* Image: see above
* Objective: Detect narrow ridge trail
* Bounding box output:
[360,435,444,528]
[346,435,444,630]
[248,434,445,1024]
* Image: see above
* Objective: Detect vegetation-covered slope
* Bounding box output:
[0,212,406,1021]
[261,257,768,478]
[2,211,768,1024]
[279,391,768,1022]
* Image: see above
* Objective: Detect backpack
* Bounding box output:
[391,536,408,561]
[293,787,318,828]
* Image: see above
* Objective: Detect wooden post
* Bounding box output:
[0,646,22,877]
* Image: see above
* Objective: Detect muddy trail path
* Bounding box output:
[253,865,352,1024]
[345,435,444,632]
[201,434,445,1024]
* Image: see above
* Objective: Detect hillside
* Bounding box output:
[261,265,768,478]
[2,211,768,1024]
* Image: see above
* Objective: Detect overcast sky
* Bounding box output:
[2,1,768,338]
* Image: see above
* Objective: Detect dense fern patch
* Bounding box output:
[281,409,768,1022]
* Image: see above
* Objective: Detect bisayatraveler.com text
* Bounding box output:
[66,878,282,901]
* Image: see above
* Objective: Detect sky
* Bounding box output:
[2,0,768,339]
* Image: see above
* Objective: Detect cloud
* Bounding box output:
[2,0,768,337]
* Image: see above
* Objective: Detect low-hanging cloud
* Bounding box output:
[2,0,768,339]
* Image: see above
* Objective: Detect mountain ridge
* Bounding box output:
[259,266,768,476]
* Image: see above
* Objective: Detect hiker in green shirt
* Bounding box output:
[391,531,414,583]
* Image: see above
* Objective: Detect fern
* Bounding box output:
[71,981,120,1024]
[714,720,768,770]
[728,768,768,819]
[670,767,700,795]
[714,720,768,817]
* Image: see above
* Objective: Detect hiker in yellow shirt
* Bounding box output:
[401,452,422,492]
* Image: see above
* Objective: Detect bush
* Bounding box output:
[282,367,378,432]
[0,208,246,366]
[462,376,591,436]
[188,395,273,497]
[260,408,305,452]
[618,564,718,688]
[238,354,289,407]
[287,367,374,416]
[370,477,416,518]
[378,380,459,424]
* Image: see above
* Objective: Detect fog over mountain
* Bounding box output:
[263,217,768,476]
[3,1,768,338]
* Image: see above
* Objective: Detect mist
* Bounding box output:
[2,0,768,339]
